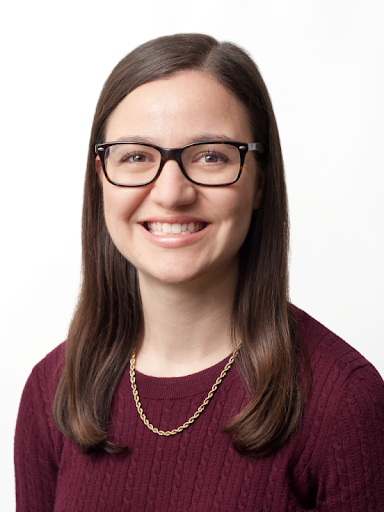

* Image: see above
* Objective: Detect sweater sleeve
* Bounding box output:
[317,364,384,511]
[14,365,59,512]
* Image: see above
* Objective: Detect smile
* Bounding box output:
[144,221,207,236]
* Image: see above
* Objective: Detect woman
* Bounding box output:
[15,33,384,511]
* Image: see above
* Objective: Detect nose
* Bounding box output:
[149,159,197,210]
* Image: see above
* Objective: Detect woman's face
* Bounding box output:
[98,71,263,286]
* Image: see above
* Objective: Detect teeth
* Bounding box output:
[172,223,181,234]
[146,221,206,236]
[163,223,172,234]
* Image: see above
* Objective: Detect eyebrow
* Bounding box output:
[113,134,238,146]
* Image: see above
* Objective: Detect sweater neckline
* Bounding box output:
[119,354,239,400]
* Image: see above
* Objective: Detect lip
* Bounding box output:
[138,219,211,248]
[141,216,207,225]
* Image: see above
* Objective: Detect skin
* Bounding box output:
[97,71,263,377]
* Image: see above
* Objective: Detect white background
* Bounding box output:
[1,0,383,508]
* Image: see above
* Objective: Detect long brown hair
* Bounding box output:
[53,33,311,457]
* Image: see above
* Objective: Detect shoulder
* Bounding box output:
[16,342,66,444]
[291,306,384,426]
[293,306,381,384]
[26,342,66,403]
[15,343,66,509]
[293,306,384,443]
[294,306,384,418]
[291,308,384,505]
[34,341,66,377]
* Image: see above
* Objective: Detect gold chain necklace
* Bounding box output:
[129,344,241,436]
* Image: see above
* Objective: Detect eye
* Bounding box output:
[121,152,149,164]
[202,153,219,163]
[195,151,229,165]
[107,144,159,167]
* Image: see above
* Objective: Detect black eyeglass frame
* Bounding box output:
[95,140,265,187]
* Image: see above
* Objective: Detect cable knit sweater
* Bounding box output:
[15,309,384,511]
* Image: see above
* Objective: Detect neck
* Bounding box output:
[135,261,239,377]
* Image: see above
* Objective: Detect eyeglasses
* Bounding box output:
[95,140,264,187]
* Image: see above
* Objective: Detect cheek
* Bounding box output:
[217,181,255,224]
[209,188,254,252]
[221,176,257,246]
[102,182,146,234]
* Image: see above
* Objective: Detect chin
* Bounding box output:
[139,267,204,286]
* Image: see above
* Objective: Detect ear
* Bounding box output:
[95,155,102,175]
[253,170,265,210]
[95,156,103,184]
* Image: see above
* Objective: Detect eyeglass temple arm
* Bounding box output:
[248,142,265,153]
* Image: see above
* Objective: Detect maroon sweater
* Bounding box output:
[15,309,384,511]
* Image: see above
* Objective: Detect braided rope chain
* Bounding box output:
[129,344,241,436]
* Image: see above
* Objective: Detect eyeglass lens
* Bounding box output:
[104,143,241,186]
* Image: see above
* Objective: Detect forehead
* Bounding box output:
[105,71,252,146]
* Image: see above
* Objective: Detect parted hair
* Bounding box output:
[53,33,311,457]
